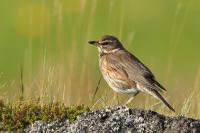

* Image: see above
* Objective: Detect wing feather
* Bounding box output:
[110,50,166,92]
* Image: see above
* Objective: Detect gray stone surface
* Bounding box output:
[23,106,200,133]
[24,119,69,133]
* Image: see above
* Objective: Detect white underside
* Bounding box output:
[102,74,140,94]
[112,84,147,94]
[111,86,139,94]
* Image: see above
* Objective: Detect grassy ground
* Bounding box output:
[0,99,89,131]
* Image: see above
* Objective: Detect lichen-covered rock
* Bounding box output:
[24,106,200,133]
[24,119,69,133]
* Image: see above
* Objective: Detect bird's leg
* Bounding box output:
[125,92,139,105]
[125,96,134,105]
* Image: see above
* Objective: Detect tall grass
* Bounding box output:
[0,0,199,118]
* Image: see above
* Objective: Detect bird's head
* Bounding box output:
[89,35,123,54]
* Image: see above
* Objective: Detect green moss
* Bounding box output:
[0,99,90,131]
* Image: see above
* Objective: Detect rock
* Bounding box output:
[24,106,200,133]
[24,119,69,133]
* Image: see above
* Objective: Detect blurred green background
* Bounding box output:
[0,0,200,114]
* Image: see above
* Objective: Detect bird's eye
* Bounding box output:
[102,42,109,45]
[101,40,115,45]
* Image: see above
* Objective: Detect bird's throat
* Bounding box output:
[98,47,120,57]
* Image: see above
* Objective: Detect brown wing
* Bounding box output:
[107,50,165,92]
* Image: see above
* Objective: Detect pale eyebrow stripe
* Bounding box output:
[99,40,117,44]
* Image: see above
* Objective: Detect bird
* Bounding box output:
[88,35,175,112]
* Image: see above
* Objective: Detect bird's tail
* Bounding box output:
[152,90,175,112]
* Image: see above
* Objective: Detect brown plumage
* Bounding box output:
[89,35,175,112]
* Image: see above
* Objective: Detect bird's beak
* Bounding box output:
[88,40,98,45]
